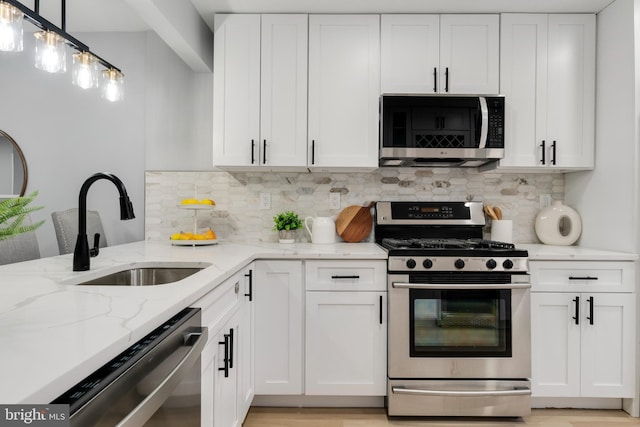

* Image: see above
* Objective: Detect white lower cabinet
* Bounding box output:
[254,260,304,394]
[304,260,387,396]
[305,291,387,395]
[196,265,254,426]
[531,261,636,399]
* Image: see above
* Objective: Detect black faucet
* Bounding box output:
[73,173,135,271]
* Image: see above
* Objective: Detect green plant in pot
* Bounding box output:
[0,191,44,241]
[273,211,302,243]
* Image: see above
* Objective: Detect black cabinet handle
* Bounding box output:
[587,296,594,325]
[433,67,437,92]
[311,140,315,165]
[229,328,234,369]
[244,270,253,301]
[379,295,383,325]
[445,67,449,92]
[569,276,598,281]
[572,296,580,325]
[551,140,557,165]
[540,140,546,165]
[251,139,256,164]
[218,333,230,378]
[263,139,267,164]
[331,275,360,279]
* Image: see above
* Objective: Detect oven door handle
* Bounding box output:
[391,282,531,290]
[392,386,531,397]
[116,327,208,427]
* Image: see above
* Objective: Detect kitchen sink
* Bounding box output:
[65,262,211,286]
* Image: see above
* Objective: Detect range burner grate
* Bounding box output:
[381,237,516,251]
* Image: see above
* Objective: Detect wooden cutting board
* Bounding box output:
[335,202,375,243]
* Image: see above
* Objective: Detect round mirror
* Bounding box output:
[0,130,28,197]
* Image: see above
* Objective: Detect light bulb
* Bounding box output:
[101,69,124,102]
[0,2,23,52]
[34,31,66,73]
[72,52,98,89]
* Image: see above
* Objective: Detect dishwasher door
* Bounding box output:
[52,307,207,427]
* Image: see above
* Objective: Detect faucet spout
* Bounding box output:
[73,173,135,271]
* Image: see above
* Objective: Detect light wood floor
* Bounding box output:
[243,407,640,427]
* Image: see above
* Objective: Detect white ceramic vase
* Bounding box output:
[534,201,582,245]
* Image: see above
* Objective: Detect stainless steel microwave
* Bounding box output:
[379,94,505,167]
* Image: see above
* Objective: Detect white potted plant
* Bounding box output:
[273,211,302,243]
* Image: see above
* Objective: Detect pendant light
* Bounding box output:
[72,51,98,89]
[101,69,124,102]
[0,1,23,52]
[1,0,124,100]
[34,30,66,73]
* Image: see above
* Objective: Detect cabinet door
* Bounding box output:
[546,14,595,168]
[238,263,255,421]
[580,293,635,397]
[260,15,308,167]
[308,15,380,169]
[213,14,261,168]
[499,14,548,168]
[305,291,387,395]
[531,293,581,397]
[254,260,303,394]
[213,312,241,427]
[381,15,440,94]
[440,14,499,94]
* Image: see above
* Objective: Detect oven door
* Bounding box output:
[388,274,530,380]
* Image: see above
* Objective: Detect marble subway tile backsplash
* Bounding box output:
[145,169,564,244]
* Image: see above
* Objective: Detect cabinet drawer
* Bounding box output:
[193,270,243,333]
[305,260,386,291]
[530,261,635,293]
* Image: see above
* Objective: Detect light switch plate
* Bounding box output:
[329,192,341,210]
[539,194,552,209]
[259,192,271,210]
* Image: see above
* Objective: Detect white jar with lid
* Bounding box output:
[534,201,582,245]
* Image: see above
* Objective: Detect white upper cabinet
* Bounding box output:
[381,14,499,94]
[260,15,308,168]
[499,14,595,171]
[440,15,499,94]
[213,14,261,168]
[213,14,308,169]
[308,15,380,170]
[381,15,440,93]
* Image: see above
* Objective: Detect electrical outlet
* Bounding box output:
[259,192,271,210]
[329,192,341,210]
[539,194,552,209]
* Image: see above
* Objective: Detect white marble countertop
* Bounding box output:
[0,240,387,405]
[520,243,638,261]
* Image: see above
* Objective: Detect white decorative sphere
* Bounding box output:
[535,201,582,246]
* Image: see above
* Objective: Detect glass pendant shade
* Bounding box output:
[34,30,66,73]
[0,1,23,52]
[101,69,124,102]
[72,52,98,89]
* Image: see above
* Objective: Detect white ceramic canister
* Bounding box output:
[534,201,582,245]
[304,216,336,244]
[491,219,513,243]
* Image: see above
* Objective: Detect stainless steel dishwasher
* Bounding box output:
[52,307,207,426]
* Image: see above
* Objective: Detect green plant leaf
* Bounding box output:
[0,191,45,241]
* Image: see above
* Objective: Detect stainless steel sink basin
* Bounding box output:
[68,262,211,286]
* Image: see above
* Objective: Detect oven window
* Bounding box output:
[409,289,512,357]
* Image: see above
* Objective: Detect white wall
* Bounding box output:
[0,31,209,257]
[565,0,639,253]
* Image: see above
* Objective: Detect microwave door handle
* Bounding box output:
[116,327,208,427]
[478,97,489,149]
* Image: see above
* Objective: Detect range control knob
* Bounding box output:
[503,259,514,270]
[422,259,434,269]
[486,259,497,269]
[406,259,417,269]
[454,259,465,269]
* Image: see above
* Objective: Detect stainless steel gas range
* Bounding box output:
[375,201,531,417]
